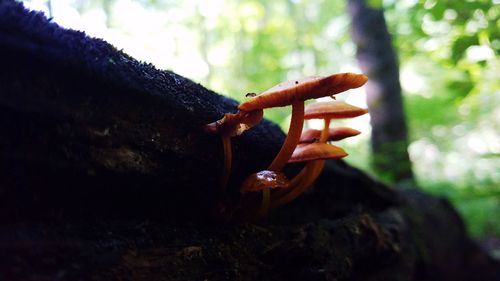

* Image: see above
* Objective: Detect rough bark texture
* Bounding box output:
[0,0,287,222]
[348,0,414,184]
[1,1,498,280]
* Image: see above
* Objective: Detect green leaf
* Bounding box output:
[451,35,479,64]
[367,0,383,9]
[429,2,446,20]
[446,79,473,101]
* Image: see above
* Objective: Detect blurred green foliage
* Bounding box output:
[382,0,499,237]
[24,0,499,238]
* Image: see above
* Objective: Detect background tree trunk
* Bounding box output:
[348,0,414,185]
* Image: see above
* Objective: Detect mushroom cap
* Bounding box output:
[204,109,263,136]
[304,101,368,120]
[235,109,264,135]
[299,127,361,143]
[288,143,348,163]
[240,170,289,193]
[238,73,368,111]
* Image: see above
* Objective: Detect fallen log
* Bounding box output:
[0,1,498,280]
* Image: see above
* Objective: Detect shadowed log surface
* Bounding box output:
[0,1,498,280]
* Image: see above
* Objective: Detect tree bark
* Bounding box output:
[348,0,414,185]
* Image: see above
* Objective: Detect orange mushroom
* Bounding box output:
[239,73,368,112]
[303,100,368,119]
[240,170,290,216]
[204,109,264,137]
[304,101,368,143]
[287,143,348,163]
[299,127,361,144]
[239,73,367,172]
[304,101,367,181]
[240,170,289,192]
[302,101,367,182]
[204,109,264,195]
[270,143,348,208]
[238,73,367,215]
[270,102,368,208]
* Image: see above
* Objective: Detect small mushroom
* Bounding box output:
[240,170,290,216]
[204,109,264,194]
[204,109,264,137]
[304,100,369,119]
[287,143,348,163]
[240,170,289,193]
[304,101,368,143]
[299,127,361,144]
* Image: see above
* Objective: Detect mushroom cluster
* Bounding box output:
[204,73,369,218]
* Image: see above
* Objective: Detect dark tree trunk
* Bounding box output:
[348,0,414,185]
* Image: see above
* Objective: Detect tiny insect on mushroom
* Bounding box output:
[204,109,264,196]
[299,127,361,144]
[238,73,367,215]
[239,73,368,112]
[270,143,348,208]
[239,73,367,171]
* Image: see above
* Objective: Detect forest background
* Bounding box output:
[21,0,499,240]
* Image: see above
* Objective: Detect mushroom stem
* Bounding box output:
[259,101,304,216]
[289,118,331,192]
[271,160,324,208]
[270,118,331,209]
[268,100,305,171]
[319,118,331,142]
[219,135,232,194]
[301,160,325,191]
[258,187,271,217]
[270,163,308,202]
[270,162,312,208]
